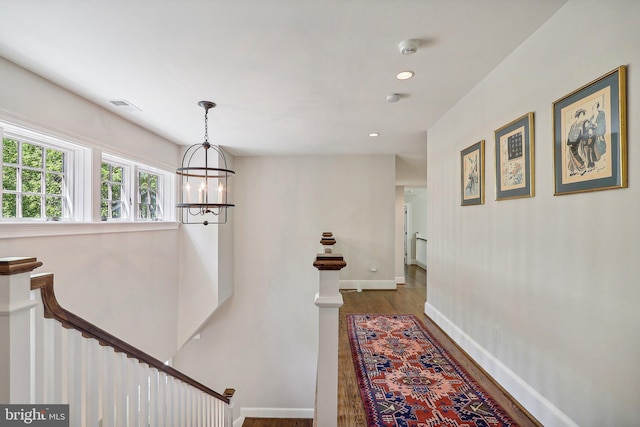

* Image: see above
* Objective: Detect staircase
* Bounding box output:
[0,257,234,426]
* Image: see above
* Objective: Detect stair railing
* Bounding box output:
[0,256,234,427]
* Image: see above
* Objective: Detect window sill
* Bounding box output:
[0,221,180,239]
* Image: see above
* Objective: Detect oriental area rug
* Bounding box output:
[347,314,518,426]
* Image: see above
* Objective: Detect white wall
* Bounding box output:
[426,2,640,426]
[173,154,396,418]
[0,57,181,360]
[405,190,426,239]
[396,153,427,187]
[0,58,177,170]
[404,189,427,268]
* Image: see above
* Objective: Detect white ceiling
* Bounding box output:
[0,0,566,157]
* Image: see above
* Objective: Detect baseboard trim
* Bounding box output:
[424,302,579,427]
[239,407,314,420]
[409,259,426,269]
[339,280,396,291]
[395,276,405,285]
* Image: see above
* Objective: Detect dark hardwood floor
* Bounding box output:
[242,418,312,427]
[244,265,540,426]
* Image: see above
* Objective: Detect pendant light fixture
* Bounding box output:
[176,101,234,225]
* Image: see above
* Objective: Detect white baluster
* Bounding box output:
[184,383,192,427]
[149,368,159,427]
[165,375,174,427]
[85,338,101,427]
[220,399,228,427]
[175,380,183,427]
[52,321,68,403]
[102,348,116,426]
[31,290,45,404]
[139,363,150,427]
[67,328,86,424]
[122,353,140,427]
[156,371,166,426]
[180,381,188,427]
[205,394,211,427]
[174,378,183,427]
[126,355,138,427]
[41,318,56,403]
[196,387,202,427]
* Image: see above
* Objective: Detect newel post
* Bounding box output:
[0,257,43,403]
[313,233,346,427]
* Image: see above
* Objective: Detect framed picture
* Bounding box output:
[494,113,535,200]
[461,140,484,206]
[553,66,627,195]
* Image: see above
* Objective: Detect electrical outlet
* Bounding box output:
[370,266,377,272]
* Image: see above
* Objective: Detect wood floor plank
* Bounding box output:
[242,417,313,427]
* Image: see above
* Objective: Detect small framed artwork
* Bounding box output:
[494,113,535,200]
[461,140,484,206]
[553,66,627,195]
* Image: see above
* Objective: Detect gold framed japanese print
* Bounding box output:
[461,140,484,206]
[494,113,535,200]
[552,66,627,195]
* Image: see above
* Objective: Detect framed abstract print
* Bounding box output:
[461,140,484,206]
[553,66,627,195]
[494,113,534,200]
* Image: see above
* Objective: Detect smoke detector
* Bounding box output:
[398,39,419,55]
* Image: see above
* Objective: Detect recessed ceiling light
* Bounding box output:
[396,71,415,80]
[369,132,380,137]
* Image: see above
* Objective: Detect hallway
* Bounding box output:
[337,265,540,426]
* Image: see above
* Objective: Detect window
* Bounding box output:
[0,119,174,231]
[101,160,129,221]
[138,170,162,221]
[101,154,172,222]
[2,135,69,220]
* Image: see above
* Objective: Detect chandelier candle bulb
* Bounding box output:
[185,182,191,203]
[198,181,206,204]
[218,182,224,204]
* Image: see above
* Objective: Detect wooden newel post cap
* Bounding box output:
[320,231,336,246]
[320,231,337,253]
[313,253,347,271]
[0,257,43,275]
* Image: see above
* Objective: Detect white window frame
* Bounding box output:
[101,153,174,223]
[136,166,165,222]
[0,117,177,239]
[1,123,88,222]
[100,155,132,222]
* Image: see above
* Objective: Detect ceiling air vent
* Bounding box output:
[108,99,141,112]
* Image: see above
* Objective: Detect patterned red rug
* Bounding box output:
[347,314,518,426]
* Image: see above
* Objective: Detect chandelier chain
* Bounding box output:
[204,109,209,143]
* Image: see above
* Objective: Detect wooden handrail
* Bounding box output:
[30,272,232,404]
